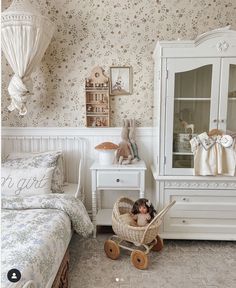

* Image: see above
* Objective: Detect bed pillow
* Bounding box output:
[2,151,64,193]
[1,167,54,197]
[6,151,65,192]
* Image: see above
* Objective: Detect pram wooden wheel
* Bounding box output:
[152,235,164,252]
[104,240,120,260]
[131,250,149,270]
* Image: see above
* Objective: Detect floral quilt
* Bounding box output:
[1,194,93,288]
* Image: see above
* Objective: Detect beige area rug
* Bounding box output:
[69,231,236,288]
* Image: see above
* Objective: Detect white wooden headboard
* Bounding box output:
[1,136,87,201]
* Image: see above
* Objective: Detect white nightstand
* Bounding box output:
[90,160,147,237]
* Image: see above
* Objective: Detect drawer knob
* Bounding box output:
[116,179,120,183]
[182,220,186,224]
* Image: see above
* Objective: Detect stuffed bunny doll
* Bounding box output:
[129,119,140,163]
[116,119,134,164]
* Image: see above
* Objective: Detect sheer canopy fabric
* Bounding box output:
[1,0,55,115]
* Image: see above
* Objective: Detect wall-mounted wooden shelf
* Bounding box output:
[85,66,110,127]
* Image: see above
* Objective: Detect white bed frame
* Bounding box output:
[1,135,87,288]
[2,136,87,201]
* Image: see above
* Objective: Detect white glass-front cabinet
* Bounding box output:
[165,58,236,175]
[152,27,236,241]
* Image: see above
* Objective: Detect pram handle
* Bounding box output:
[141,200,176,243]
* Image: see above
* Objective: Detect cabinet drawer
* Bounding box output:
[165,189,236,212]
[164,217,236,234]
[164,189,236,234]
[97,171,140,188]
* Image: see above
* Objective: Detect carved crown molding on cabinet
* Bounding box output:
[164,181,236,189]
[153,26,236,59]
[216,40,229,52]
[194,26,233,45]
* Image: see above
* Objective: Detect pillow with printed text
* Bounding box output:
[2,151,64,193]
[1,167,54,197]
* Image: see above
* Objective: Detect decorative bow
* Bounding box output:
[146,200,151,207]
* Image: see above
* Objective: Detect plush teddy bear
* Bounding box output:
[116,119,134,165]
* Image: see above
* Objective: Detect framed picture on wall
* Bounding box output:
[110,66,132,96]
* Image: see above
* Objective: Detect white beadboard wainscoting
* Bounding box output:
[2,127,154,212]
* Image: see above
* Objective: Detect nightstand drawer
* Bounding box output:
[97,171,140,188]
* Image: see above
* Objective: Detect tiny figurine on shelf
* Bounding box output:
[96,119,102,127]
[87,105,92,112]
[116,119,134,165]
[179,119,194,134]
[85,78,90,87]
[131,198,157,227]
[129,119,140,162]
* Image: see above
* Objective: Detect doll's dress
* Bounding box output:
[190,132,235,176]
[133,213,151,227]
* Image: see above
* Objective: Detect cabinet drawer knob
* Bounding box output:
[182,197,188,201]
[116,179,120,183]
[182,220,186,224]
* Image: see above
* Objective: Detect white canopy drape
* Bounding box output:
[1,0,55,115]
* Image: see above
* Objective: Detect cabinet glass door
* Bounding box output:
[227,64,236,131]
[219,59,236,133]
[165,58,220,175]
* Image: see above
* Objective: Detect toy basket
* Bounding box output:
[112,197,175,245]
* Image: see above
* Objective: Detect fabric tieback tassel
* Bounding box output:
[7,74,32,115]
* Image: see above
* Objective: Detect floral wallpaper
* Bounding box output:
[1,0,236,127]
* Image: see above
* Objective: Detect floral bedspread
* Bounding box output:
[1,194,93,288]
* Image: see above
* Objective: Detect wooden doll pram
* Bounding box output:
[104,197,176,269]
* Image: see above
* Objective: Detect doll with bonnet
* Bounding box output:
[131,198,156,227]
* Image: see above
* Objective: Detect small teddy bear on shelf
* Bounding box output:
[116,119,134,165]
[131,198,156,227]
